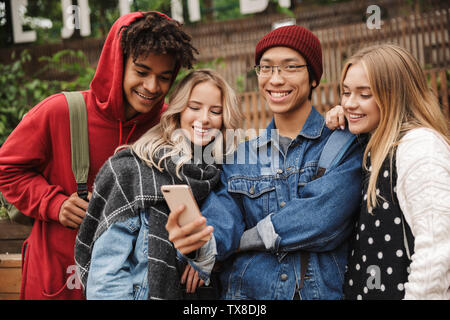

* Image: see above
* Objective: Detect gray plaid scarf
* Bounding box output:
[75,148,220,299]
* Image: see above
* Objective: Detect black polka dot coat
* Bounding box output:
[343,153,415,300]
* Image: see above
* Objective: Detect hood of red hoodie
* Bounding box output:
[89,11,177,126]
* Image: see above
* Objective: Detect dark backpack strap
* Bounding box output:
[300,129,355,291]
[299,251,310,289]
[63,91,90,201]
[313,129,356,180]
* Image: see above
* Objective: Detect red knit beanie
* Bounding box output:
[255,25,323,87]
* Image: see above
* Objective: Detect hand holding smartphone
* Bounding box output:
[161,184,211,241]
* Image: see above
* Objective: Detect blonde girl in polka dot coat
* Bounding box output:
[325,44,449,300]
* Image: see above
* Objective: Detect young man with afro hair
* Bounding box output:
[0,11,197,300]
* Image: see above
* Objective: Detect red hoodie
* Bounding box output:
[0,12,174,299]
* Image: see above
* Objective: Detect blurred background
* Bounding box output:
[0,0,449,300]
[0,0,448,142]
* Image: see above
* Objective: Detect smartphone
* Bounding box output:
[161,184,211,241]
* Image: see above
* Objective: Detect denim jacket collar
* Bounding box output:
[255,106,325,149]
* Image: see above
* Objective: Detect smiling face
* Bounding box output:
[257,46,316,117]
[123,52,176,120]
[341,62,380,134]
[180,81,224,146]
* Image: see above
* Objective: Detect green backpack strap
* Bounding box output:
[63,91,90,201]
[0,92,89,225]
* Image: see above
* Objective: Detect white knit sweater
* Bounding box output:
[396,128,450,300]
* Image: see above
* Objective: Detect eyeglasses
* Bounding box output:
[254,64,308,78]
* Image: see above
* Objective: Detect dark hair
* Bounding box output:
[120,12,198,69]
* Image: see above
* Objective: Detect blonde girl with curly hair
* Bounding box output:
[76,69,243,300]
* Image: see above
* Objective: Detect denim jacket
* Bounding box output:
[193,107,363,300]
[86,210,149,300]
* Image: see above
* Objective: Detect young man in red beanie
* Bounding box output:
[166,25,364,299]
[0,11,197,300]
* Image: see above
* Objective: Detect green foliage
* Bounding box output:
[235,74,245,93]
[1,0,294,46]
[0,195,9,220]
[0,50,228,145]
[0,49,95,145]
[209,0,244,21]
[272,0,295,18]
[0,50,34,145]
[36,49,96,91]
[22,0,124,41]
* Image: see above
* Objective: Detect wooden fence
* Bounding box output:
[0,1,448,94]
[317,9,450,85]
[208,7,450,93]
[238,68,449,132]
[0,254,21,300]
[0,220,31,255]
[0,219,31,300]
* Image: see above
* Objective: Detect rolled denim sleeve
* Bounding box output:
[179,236,218,285]
[239,224,266,251]
[86,217,140,300]
[265,141,362,253]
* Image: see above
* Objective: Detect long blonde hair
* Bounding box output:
[130,69,243,176]
[340,44,449,210]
